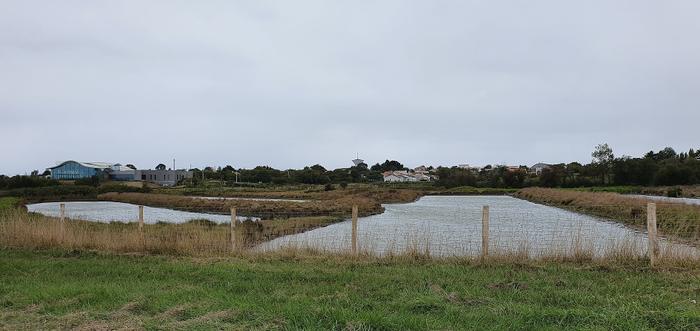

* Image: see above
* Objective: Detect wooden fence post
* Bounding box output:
[59,203,66,239]
[351,205,358,255]
[647,202,659,266]
[138,205,144,230]
[482,205,490,258]
[138,205,145,249]
[59,203,65,222]
[230,207,237,252]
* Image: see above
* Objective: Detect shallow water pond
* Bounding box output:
[27,201,255,224]
[259,196,696,257]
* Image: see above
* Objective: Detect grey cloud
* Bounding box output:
[1,1,699,174]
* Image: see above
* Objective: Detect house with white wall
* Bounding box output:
[529,163,551,175]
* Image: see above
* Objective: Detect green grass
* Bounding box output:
[1,249,699,330]
[0,197,19,211]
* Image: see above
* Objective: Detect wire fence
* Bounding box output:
[5,198,700,264]
[256,200,700,263]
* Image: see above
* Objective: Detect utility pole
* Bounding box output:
[173,158,175,170]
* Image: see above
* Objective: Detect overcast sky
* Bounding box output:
[1,1,699,174]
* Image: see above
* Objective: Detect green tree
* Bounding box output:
[656,147,677,160]
[539,167,561,187]
[370,160,405,172]
[435,167,477,188]
[592,143,614,185]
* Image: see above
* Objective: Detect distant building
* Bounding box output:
[383,170,431,182]
[458,164,483,172]
[106,164,136,181]
[48,161,136,181]
[134,169,192,186]
[505,166,523,172]
[529,163,551,175]
[48,160,192,186]
[48,161,112,180]
[414,165,428,173]
[352,158,365,166]
[383,171,417,182]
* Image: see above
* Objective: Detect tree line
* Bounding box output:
[434,145,700,189]
[187,159,409,186]
[184,145,700,188]
[3,145,699,190]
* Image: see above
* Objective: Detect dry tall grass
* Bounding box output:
[0,209,229,255]
[0,209,342,255]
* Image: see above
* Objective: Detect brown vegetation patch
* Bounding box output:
[98,192,383,218]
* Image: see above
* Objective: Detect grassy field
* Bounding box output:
[0,248,699,330]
